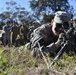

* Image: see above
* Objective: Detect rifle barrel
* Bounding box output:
[50,41,68,67]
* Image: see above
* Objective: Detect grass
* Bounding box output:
[0,45,76,75]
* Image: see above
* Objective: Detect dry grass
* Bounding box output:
[0,45,76,75]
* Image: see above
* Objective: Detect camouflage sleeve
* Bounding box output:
[31,38,57,57]
[30,24,58,57]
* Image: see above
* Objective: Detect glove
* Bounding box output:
[58,33,65,42]
[55,33,65,47]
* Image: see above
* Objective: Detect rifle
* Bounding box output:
[50,27,76,67]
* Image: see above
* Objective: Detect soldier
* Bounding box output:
[3,21,11,47]
[20,22,29,45]
[30,11,71,57]
[11,22,18,45]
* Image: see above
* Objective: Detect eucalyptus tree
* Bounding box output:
[5,0,30,23]
[1,0,36,25]
[29,0,74,21]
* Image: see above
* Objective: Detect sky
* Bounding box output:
[68,0,76,12]
[0,0,31,13]
[0,0,76,13]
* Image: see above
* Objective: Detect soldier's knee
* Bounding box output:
[31,49,42,57]
[31,50,36,57]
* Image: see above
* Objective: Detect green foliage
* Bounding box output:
[0,47,76,75]
[0,0,75,26]
[44,71,49,75]
[0,0,33,24]
[42,14,54,23]
[0,50,7,75]
[29,0,74,20]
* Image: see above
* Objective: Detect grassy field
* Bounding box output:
[0,45,76,75]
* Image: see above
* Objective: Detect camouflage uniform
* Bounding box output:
[11,25,18,45]
[30,23,59,57]
[11,24,22,46]
[3,24,11,47]
[20,25,28,45]
[30,11,76,57]
[30,24,76,57]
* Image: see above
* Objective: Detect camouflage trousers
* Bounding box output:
[3,33,11,47]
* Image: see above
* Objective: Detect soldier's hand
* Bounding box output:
[55,33,65,47]
[58,33,65,42]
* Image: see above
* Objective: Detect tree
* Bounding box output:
[29,0,74,20]
[0,0,37,26]
[5,0,30,23]
[42,14,54,24]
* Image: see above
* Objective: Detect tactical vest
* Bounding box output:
[30,23,58,50]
